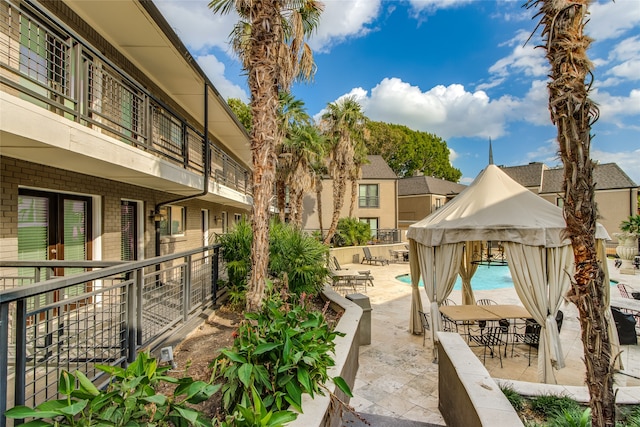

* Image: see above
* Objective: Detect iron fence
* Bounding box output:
[0,245,222,427]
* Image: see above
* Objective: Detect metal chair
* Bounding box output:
[470,326,507,368]
[477,298,498,305]
[618,283,632,299]
[418,310,430,346]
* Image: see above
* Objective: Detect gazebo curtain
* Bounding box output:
[408,239,424,335]
[459,241,481,305]
[504,242,572,384]
[412,243,464,359]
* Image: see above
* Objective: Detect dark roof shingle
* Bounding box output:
[540,163,638,193]
[398,176,466,196]
[361,155,398,180]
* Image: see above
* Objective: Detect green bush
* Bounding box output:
[218,219,329,296]
[5,351,219,427]
[269,221,329,295]
[210,284,351,416]
[334,217,371,247]
[529,394,580,419]
[548,407,591,427]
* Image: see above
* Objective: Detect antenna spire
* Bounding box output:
[489,138,494,165]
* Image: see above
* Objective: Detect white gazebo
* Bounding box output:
[406,164,613,383]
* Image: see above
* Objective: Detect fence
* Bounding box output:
[0,245,223,427]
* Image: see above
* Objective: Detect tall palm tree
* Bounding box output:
[321,96,366,245]
[275,92,312,223]
[348,137,369,217]
[209,0,323,311]
[286,123,325,227]
[527,0,614,425]
[311,156,328,236]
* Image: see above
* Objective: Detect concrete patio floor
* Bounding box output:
[341,258,640,425]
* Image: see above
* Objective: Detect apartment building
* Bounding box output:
[302,155,399,242]
[501,162,638,241]
[0,0,253,268]
[397,175,467,236]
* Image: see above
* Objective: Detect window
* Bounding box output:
[435,198,442,210]
[556,197,564,207]
[159,205,185,237]
[234,213,243,224]
[359,218,378,239]
[359,184,379,208]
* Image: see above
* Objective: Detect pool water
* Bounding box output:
[396,264,514,291]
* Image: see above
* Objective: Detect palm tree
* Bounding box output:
[208,0,323,311]
[348,137,369,217]
[275,92,312,223]
[320,96,366,245]
[311,157,328,237]
[286,123,325,227]
[527,0,615,425]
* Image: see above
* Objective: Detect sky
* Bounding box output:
[154,0,640,185]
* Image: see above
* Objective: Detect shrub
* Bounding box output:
[529,394,581,419]
[269,221,329,295]
[210,284,351,416]
[334,217,371,247]
[5,351,219,427]
[218,219,329,297]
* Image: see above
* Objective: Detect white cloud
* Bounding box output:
[407,0,475,13]
[488,31,548,79]
[592,88,640,124]
[588,0,640,41]
[196,55,248,102]
[330,77,524,140]
[154,0,236,54]
[309,0,381,52]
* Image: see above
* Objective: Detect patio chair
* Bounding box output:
[388,249,400,263]
[441,298,457,306]
[511,319,541,366]
[618,283,632,299]
[332,256,347,271]
[418,310,430,346]
[470,326,506,368]
[361,247,389,266]
[477,298,498,305]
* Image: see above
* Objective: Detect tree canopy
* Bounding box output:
[366,121,462,182]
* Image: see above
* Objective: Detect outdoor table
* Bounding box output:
[483,305,531,320]
[393,249,409,262]
[439,305,502,322]
[611,297,640,313]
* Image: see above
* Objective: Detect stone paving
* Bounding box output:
[342,258,640,425]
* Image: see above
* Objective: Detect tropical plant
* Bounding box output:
[268,221,329,295]
[334,217,371,247]
[219,219,329,297]
[210,285,352,416]
[5,351,219,427]
[529,394,581,419]
[526,0,615,424]
[548,407,591,427]
[208,0,324,311]
[321,96,367,245]
[620,215,640,235]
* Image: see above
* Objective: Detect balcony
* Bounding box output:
[0,0,252,207]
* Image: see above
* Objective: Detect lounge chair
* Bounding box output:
[332,256,347,271]
[361,247,389,265]
[328,269,374,295]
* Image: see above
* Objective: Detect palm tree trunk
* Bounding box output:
[316,177,324,235]
[323,172,347,245]
[349,178,357,217]
[276,180,286,223]
[532,0,615,424]
[246,0,280,312]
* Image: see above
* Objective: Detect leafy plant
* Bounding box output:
[216,386,298,427]
[501,385,524,412]
[218,219,329,296]
[210,284,351,416]
[5,351,219,427]
[548,407,591,427]
[620,214,640,235]
[529,394,580,419]
[334,217,371,247]
[269,221,329,295]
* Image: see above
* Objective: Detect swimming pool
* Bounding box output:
[396,264,514,291]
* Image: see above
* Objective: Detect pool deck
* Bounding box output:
[344,259,640,425]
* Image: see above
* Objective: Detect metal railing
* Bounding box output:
[305,228,402,245]
[0,245,223,427]
[0,0,251,195]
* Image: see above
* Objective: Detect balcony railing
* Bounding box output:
[0,245,225,426]
[0,0,251,195]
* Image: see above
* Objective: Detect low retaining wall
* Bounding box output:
[289,285,363,427]
[438,332,524,427]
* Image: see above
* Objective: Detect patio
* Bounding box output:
[344,259,640,425]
